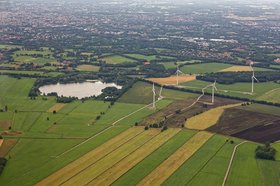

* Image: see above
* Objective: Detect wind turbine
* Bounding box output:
[152,83,156,109]
[158,85,163,100]
[211,80,218,104]
[250,63,259,94]
[175,64,185,86]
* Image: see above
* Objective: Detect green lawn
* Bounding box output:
[113,129,196,186]
[101,55,136,64]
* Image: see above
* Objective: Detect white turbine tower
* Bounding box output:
[152,83,156,109]
[158,86,163,100]
[175,64,185,86]
[211,80,218,104]
[250,63,259,94]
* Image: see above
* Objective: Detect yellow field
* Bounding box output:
[186,103,242,130]
[220,66,252,72]
[137,131,213,186]
[147,75,196,85]
[88,128,181,185]
[36,127,144,186]
[47,103,65,113]
[62,129,160,186]
[76,64,100,72]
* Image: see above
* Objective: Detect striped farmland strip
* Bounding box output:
[88,128,181,185]
[36,127,144,186]
[62,129,160,186]
[137,131,214,186]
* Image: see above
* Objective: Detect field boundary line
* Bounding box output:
[85,130,164,185]
[137,131,213,186]
[63,130,158,186]
[4,136,87,140]
[56,130,145,186]
[112,101,160,126]
[111,129,185,185]
[26,112,43,132]
[262,87,280,95]
[55,100,159,158]
[55,126,113,158]
[222,141,247,186]
[185,136,228,185]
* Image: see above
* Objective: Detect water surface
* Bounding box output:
[39,81,122,99]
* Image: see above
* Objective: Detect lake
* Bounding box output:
[39,80,122,99]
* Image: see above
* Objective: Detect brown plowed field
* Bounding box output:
[232,120,280,143]
[140,96,240,127]
[207,107,280,143]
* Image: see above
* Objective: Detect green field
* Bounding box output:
[257,88,280,103]
[160,62,177,69]
[238,103,280,117]
[76,64,100,72]
[227,143,262,186]
[124,54,175,61]
[180,63,232,74]
[0,126,129,186]
[113,129,196,186]
[101,55,136,64]
[0,70,63,77]
[0,44,22,49]
[0,76,180,185]
[118,81,197,104]
[271,65,280,69]
[268,53,280,57]
[180,63,272,74]
[257,160,280,186]
[12,49,58,64]
[162,135,238,186]
[0,74,279,186]
[182,80,280,102]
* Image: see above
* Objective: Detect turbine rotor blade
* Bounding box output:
[214,85,218,91]
[253,76,259,82]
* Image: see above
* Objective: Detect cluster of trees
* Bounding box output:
[0,135,7,175]
[56,96,78,103]
[139,64,171,78]
[197,71,280,84]
[255,143,276,160]
[0,157,7,175]
[144,124,168,132]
